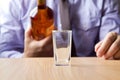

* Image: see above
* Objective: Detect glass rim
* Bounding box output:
[52,30,72,32]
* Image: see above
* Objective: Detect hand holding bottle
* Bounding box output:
[23,27,53,57]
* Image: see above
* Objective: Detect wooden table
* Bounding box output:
[0,57,120,80]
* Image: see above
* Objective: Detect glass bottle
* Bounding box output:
[31,0,54,40]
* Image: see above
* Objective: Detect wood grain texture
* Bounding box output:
[0,57,120,80]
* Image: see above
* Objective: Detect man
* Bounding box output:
[0,0,120,59]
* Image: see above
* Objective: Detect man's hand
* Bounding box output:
[23,27,53,57]
[95,32,120,60]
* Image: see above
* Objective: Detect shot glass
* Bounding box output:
[52,30,72,66]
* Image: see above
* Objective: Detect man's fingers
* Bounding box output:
[35,35,53,56]
[37,35,52,49]
[25,27,33,41]
[113,49,120,60]
[25,27,32,37]
[104,35,120,59]
[95,40,103,53]
[96,32,117,57]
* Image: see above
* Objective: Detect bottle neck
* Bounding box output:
[38,0,46,9]
[38,0,46,6]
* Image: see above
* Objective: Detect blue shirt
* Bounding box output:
[0,0,120,58]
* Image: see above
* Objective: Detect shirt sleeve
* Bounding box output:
[100,0,120,40]
[0,0,37,58]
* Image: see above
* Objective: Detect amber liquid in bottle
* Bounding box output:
[31,0,54,40]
